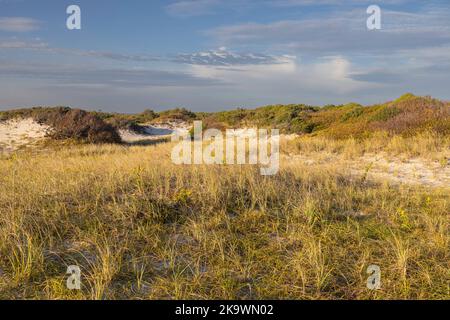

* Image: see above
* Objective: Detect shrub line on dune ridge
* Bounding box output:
[1,94,449,146]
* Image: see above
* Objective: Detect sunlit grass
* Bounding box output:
[0,137,448,300]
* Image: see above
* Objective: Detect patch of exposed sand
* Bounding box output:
[0,118,51,153]
[120,121,191,144]
[285,153,450,188]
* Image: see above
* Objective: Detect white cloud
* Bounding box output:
[0,17,41,32]
[174,47,294,66]
[189,55,370,97]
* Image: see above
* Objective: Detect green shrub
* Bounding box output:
[341,107,364,122]
[370,107,401,122]
[158,108,197,121]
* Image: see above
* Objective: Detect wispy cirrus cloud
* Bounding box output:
[71,50,160,63]
[0,38,292,67]
[0,38,47,49]
[207,7,450,55]
[268,0,409,7]
[0,38,161,62]
[165,0,413,17]
[0,17,41,32]
[0,62,223,88]
[166,0,221,17]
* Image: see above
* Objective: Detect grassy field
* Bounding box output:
[0,134,448,299]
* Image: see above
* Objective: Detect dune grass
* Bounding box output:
[0,135,448,300]
[283,131,450,162]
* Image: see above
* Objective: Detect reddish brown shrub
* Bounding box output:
[36,108,122,143]
[369,97,450,136]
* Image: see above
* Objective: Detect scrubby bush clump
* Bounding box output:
[42,109,122,143]
[94,108,196,132]
[157,108,197,122]
[0,107,122,144]
[95,109,159,131]
[369,95,450,136]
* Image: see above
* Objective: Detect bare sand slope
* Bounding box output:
[120,121,191,144]
[0,118,50,153]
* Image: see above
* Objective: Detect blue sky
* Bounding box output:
[0,0,449,112]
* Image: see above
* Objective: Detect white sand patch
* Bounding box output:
[119,121,191,144]
[354,155,450,188]
[120,123,296,144]
[285,153,450,188]
[0,118,51,153]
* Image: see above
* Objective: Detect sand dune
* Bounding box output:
[119,122,191,144]
[0,118,50,153]
[0,118,191,150]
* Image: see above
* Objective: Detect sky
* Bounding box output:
[0,0,449,112]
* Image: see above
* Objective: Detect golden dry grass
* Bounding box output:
[283,131,450,161]
[0,136,448,300]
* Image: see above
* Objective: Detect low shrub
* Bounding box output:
[45,109,122,143]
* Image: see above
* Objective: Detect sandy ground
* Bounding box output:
[0,118,50,153]
[119,121,191,144]
[0,119,190,150]
[284,153,450,188]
